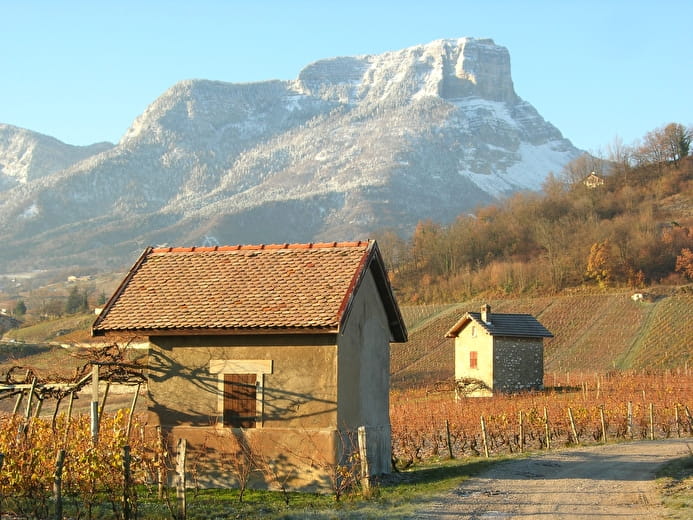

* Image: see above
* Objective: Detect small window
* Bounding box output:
[210,359,272,429]
[224,374,257,428]
[471,325,476,337]
[469,351,478,369]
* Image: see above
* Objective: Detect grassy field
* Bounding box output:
[656,446,693,519]
[2,312,95,344]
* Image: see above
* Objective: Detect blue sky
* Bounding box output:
[2,0,691,153]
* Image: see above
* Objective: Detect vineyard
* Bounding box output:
[0,412,164,520]
[0,370,690,518]
[391,290,693,390]
[390,370,693,465]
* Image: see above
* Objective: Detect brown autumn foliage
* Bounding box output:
[375,123,693,303]
[391,370,693,464]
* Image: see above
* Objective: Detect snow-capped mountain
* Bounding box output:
[0,124,112,189]
[0,38,582,273]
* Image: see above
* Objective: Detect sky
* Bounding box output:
[2,0,692,154]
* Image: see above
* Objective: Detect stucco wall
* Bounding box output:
[146,334,340,490]
[337,269,392,476]
[454,324,494,390]
[493,337,544,392]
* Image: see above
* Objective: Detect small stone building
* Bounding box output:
[445,304,552,396]
[92,240,407,490]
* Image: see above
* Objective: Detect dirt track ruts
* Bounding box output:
[409,438,691,519]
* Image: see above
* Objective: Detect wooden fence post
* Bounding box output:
[12,370,30,415]
[125,383,141,440]
[91,366,99,445]
[176,438,187,520]
[675,405,681,438]
[24,378,36,419]
[123,445,132,520]
[63,392,75,447]
[157,426,165,499]
[600,405,607,443]
[98,381,111,425]
[12,389,24,416]
[544,407,551,450]
[32,397,43,419]
[53,449,66,520]
[627,401,633,439]
[683,406,693,434]
[649,403,655,440]
[480,416,489,458]
[519,411,524,453]
[18,378,37,437]
[445,420,454,459]
[568,408,579,445]
[358,426,370,492]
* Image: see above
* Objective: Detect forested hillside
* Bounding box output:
[2,123,691,382]
[377,123,693,304]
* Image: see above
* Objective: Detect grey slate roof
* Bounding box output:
[446,312,553,338]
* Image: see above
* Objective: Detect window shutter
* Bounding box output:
[223,373,257,428]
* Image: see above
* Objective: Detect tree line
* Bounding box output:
[9,286,108,322]
[375,122,693,303]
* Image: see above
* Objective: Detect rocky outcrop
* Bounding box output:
[0,38,582,273]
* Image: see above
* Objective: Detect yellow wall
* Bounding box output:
[146,333,341,490]
[454,323,494,390]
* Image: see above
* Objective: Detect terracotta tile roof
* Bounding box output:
[93,240,406,341]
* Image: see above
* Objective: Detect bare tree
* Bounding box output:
[635,122,691,168]
[561,153,606,186]
[662,122,691,166]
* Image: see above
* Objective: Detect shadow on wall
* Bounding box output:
[146,348,337,426]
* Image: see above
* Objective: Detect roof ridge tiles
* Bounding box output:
[150,241,371,254]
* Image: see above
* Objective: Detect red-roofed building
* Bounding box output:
[93,240,406,490]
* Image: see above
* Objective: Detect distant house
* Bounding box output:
[445,304,552,396]
[583,171,605,189]
[92,240,407,490]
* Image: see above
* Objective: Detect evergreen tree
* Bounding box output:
[65,286,87,314]
[13,300,26,317]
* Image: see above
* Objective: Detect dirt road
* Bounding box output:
[411,438,691,519]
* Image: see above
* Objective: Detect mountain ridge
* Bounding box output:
[0,37,582,273]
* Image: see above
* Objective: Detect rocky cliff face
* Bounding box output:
[0,38,582,273]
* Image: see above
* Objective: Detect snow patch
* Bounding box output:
[20,203,39,219]
[459,141,572,197]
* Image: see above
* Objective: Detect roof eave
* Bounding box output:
[91,247,153,337]
[337,240,408,343]
[445,314,474,338]
[92,326,340,338]
[489,332,554,339]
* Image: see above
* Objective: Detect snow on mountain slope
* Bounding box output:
[0,124,112,189]
[0,37,582,273]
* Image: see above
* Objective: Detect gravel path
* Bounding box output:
[409,438,691,519]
